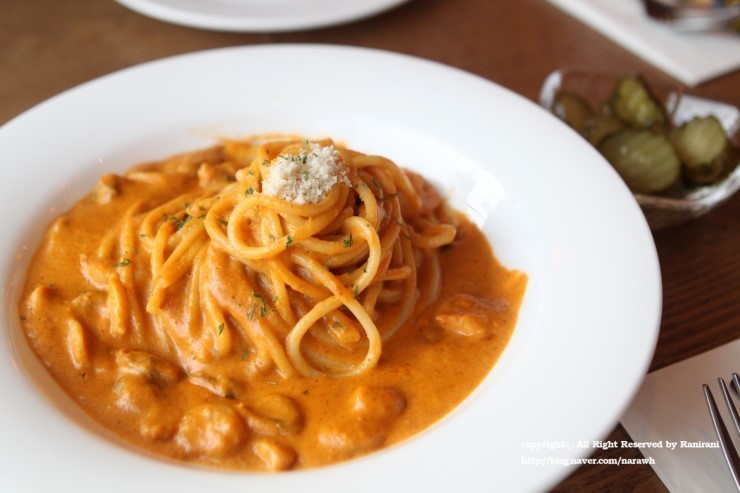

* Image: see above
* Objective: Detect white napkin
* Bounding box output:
[545,0,740,86]
[621,339,740,493]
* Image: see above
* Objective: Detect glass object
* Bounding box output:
[540,67,740,230]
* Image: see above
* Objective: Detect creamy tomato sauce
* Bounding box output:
[18,142,526,471]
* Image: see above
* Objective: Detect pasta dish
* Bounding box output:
[19,137,526,471]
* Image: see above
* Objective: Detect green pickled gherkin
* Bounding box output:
[552,91,594,134]
[586,114,625,146]
[548,72,737,194]
[671,116,728,185]
[598,129,681,194]
[610,76,665,129]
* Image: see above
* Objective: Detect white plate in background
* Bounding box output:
[0,45,661,493]
[116,0,410,32]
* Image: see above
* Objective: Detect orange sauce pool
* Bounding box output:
[18,141,526,471]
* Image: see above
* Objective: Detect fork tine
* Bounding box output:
[732,373,740,395]
[703,384,740,490]
[719,378,740,436]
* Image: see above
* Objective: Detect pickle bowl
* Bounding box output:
[539,67,740,230]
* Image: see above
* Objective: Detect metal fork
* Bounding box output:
[643,0,740,32]
[703,373,740,491]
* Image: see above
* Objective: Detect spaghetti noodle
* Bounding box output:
[106,138,455,379]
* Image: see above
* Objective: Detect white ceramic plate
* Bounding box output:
[0,45,661,493]
[116,0,410,32]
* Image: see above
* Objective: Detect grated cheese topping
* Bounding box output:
[261,143,349,204]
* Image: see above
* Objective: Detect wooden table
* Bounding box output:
[3,0,739,490]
